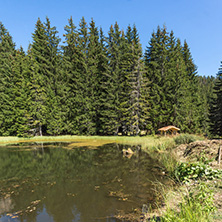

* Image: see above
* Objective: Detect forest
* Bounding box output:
[0,17,221,137]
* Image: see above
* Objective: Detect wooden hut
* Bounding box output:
[158,125,180,136]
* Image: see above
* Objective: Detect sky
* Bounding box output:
[1,0,222,77]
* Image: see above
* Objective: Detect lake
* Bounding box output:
[0,142,169,222]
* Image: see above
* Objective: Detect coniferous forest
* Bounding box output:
[0,17,221,137]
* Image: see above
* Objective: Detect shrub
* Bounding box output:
[174,160,222,183]
[174,134,196,145]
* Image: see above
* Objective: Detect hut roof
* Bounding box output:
[158,125,180,132]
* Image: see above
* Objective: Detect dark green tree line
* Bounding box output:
[0,18,216,137]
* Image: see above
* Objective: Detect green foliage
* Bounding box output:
[144,27,202,134]
[0,19,215,136]
[175,160,222,183]
[174,134,196,145]
[161,182,216,222]
[209,62,222,137]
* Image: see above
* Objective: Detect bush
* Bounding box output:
[174,134,196,145]
[174,159,222,183]
[161,182,216,222]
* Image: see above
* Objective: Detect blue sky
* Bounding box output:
[1,0,221,76]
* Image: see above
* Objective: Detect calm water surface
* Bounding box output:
[0,143,169,222]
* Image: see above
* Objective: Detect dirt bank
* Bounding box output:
[175,139,222,221]
[175,139,222,165]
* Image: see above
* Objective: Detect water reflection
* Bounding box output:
[0,197,14,214]
[0,143,168,222]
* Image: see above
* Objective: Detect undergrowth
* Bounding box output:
[159,182,216,222]
[148,149,220,222]
[174,134,196,145]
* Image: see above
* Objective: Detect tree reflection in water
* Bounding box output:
[0,143,169,222]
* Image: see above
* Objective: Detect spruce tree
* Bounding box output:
[0,22,16,135]
[43,17,67,135]
[95,28,110,135]
[63,17,83,134]
[144,26,171,132]
[198,75,215,134]
[29,17,66,135]
[209,63,222,136]
[87,19,109,135]
[181,40,202,133]
[124,25,150,135]
[29,18,48,135]
[11,48,33,137]
[168,37,189,131]
[71,17,102,135]
[99,23,122,135]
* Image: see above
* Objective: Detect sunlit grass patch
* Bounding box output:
[0,135,176,149]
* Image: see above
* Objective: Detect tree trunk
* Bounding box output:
[39,124,42,136]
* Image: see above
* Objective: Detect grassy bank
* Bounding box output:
[0,134,175,148]
[146,135,222,222]
[0,133,203,148]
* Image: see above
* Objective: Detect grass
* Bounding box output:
[0,134,177,149]
[159,182,216,222]
[0,133,203,148]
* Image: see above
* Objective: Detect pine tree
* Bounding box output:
[123,25,150,135]
[144,26,171,132]
[168,37,189,131]
[64,17,103,135]
[198,75,216,134]
[99,22,133,135]
[83,18,100,135]
[29,18,49,136]
[99,23,122,135]
[181,40,202,133]
[43,17,67,135]
[11,48,33,137]
[29,17,66,136]
[0,22,16,135]
[209,63,222,136]
[63,17,83,134]
[86,19,111,135]
[95,28,110,135]
[144,27,204,134]
[72,17,102,135]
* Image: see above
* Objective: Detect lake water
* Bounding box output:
[0,142,169,222]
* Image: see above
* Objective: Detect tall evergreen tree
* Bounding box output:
[63,17,104,135]
[209,63,222,136]
[144,27,204,134]
[0,22,16,135]
[86,19,105,135]
[29,18,48,136]
[181,40,202,133]
[11,48,33,137]
[99,23,123,135]
[198,75,215,134]
[95,28,110,135]
[63,16,83,134]
[43,17,67,135]
[144,26,171,132]
[123,25,150,135]
[30,17,66,135]
[168,37,189,131]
